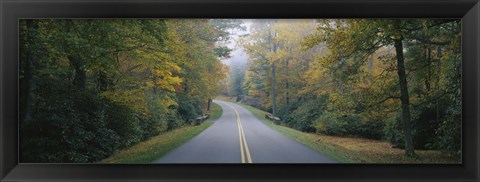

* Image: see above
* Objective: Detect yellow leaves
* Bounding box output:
[245,19,318,65]
[326,93,356,115]
[101,89,148,114]
[160,96,178,109]
[155,76,182,92]
[164,22,188,64]
[151,61,183,92]
[163,61,182,72]
[269,50,288,64]
[157,19,227,105]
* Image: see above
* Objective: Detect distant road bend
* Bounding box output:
[154,100,336,163]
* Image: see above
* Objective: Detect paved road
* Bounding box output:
[154,100,336,163]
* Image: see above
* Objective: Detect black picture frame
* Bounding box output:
[1,0,479,181]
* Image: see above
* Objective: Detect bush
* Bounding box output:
[142,94,168,138]
[357,119,385,140]
[20,90,122,163]
[20,86,168,163]
[243,95,267,111]
[383,115,405,148]
[433,96,461,153]
[285,95,328,132]
[176,94,202,126]
[434,116,461,153]
[314,112,360,136]
[314,111,384,139]
[384,102,451,150]
[315,112,348,135]
[104,102,142,148]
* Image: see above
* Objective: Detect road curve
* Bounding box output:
[154,100,336,163]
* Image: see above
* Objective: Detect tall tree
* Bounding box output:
[240,20,280,115]
[304,19,460,156]
[19,19,228,162]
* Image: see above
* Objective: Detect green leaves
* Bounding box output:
[19,19,228,163]
[238,19,461,158]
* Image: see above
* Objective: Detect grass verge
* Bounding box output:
[217,96,459,163]
[99,122,213,163]
[207,102,222,121]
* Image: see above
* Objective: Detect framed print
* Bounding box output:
[1,0,479,181]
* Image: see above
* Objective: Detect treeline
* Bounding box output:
[237,19,461,157]
[19,19,234,162]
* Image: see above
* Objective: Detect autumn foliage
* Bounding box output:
[237,19,461,158]
[19,19,228,162]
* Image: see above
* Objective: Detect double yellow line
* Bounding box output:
[227,104,252,163]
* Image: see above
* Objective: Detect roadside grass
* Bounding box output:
[207,102,222,121]
[217,96,459,164]
[99,122,213,163]
[312,134,459,163]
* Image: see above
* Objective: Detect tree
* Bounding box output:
[240,20,280,115]
[304,19,460,156]
[19,19,228,162]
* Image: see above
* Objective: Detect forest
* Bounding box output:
[19,19,242,163]
[19,19,462,163]
[231,19,461,158]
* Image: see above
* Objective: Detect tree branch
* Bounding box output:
[411,89,457,108]
[403,19,458,32]
[409,36,452,46]
[366,95,400,110]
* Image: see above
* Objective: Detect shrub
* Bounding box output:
[20,86,172,163]
[434,116,461,153]
[314,111,384,139]
[384,114,406,148]
[314,112,350,136]
[176,94,202,126]
[433,96,461,154]
[286,95,329,132]
[243,95,267,111]
[104,102,142,148]
[20,90,122,163]
[384,102,451,150]
[357,119,385,140]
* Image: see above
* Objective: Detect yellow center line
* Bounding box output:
[239,117,252,163]
[227,103,253,163]
[238,117,245,163]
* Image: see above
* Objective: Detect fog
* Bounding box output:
[221,19,252,67]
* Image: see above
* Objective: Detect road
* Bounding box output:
[154,100,336,163]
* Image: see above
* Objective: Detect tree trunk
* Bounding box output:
[184,78,189,93]
[68,55,86,90]
[425,48,431,92]
[269,24,278,117]
[271,62,276,116]
[436,46,443,125]
[285,58,290,106]
[207,98,212,111]
[394,37,415,156]
[338,57,344,94]
[20,20,38,124]
[64,20,86,90]
[97,71,108,91]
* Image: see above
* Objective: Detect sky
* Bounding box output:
[221,20,252,67]
[221,19,286,67]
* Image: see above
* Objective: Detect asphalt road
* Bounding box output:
[154,100,336,163]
